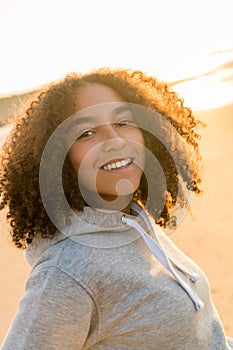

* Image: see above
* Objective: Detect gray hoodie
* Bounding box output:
[1,205,233,349]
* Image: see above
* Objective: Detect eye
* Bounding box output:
[78,129,94,139]
[117,120,135,127]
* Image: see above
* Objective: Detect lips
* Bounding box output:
[101,158,133,171]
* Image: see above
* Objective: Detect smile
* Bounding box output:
[102,158,132,171]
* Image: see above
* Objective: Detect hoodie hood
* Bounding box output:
[26,203,204,311]
[26,206,143,266]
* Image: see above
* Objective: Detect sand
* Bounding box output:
[0,104,233,343]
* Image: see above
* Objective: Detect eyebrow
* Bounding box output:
[66,104,132,130]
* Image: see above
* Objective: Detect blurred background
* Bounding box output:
[0,0,233,343]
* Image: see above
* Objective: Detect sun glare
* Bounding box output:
[174,77,233,111]
[0,0,232,111]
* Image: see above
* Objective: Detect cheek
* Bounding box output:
[68,144,87,171]
[138,130,145,146]
[68,143,99,190]
[129,128,145,146]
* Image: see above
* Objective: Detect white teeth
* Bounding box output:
[103,158,132,171]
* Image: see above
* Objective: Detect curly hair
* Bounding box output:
[0,68,205,248]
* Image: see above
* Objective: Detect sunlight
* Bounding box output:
[173,75,233,111]
[0,0,232,111]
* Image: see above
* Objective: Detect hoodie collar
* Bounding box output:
[25,205,143,267]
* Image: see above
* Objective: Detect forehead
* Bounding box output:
[67,103,134,131]
[76,83,125,111]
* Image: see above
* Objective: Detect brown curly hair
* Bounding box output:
[0,68,205,249]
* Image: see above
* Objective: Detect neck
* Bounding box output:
[81,189,133,214]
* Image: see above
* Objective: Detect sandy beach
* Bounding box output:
[0,103,233,343]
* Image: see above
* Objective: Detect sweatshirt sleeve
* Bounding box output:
[227,337,233,349]
[1,265,98,350]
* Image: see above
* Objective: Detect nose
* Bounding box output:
[101,124,127,152]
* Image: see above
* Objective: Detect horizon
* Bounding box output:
[0,54,232,113]
[1,0,233,101]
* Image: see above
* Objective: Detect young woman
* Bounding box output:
[0,68,232,349]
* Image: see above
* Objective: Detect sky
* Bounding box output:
[0,0,232,109]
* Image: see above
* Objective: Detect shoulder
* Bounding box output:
[1,264,100,349]
[26,249,100,319]
[30,235,93,272]
[27,234,105,294]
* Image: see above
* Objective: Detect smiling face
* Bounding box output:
[68,83,145,208]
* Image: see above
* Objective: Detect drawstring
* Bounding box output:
[122,206,204,311]
[133,204,200,283]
